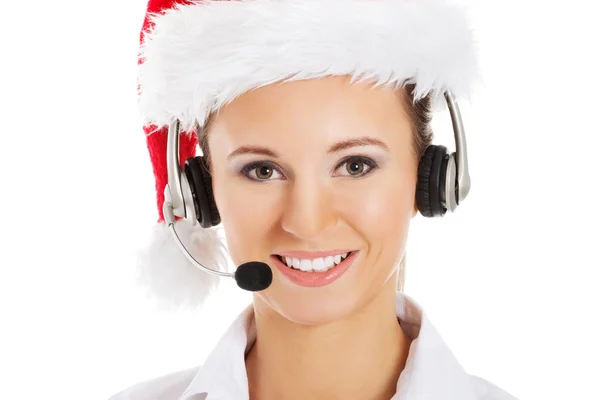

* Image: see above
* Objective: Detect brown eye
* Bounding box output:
[256,166,273,179]
[241,162,283,181]
[346,160,365,175]
[335,156,379,178]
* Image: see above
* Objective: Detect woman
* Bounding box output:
[113,0,517,399]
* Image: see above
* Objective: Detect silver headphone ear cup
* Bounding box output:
[443,153,458,213]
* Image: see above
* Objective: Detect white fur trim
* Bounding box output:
[139,0,480,130]
[136,220,229,310]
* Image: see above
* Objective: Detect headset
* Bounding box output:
[162,90,471,292]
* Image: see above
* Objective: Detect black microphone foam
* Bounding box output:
[234,261,273,292]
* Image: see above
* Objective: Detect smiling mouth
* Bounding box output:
[274,251,356,273]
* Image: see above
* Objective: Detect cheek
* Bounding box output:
[212,172,282,262]
[338,169,415,243]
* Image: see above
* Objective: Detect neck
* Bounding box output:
[245,281,411,400]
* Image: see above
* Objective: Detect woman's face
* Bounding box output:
[208,76,418,325]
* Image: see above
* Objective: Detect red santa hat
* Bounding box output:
[136,0,479,309]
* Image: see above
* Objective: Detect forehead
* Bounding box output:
[208,76,412,151]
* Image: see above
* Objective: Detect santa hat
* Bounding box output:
[136,0,479,309]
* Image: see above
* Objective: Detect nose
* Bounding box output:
[280,179,338,240]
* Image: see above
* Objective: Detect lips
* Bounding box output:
[271,251,359,287]
[274,252,352,273]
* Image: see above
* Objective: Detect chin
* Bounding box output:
[267,288,361,326]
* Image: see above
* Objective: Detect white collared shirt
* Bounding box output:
[111,292,517,400]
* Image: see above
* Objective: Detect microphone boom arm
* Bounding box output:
[167,222,234,278]
[163,199,234,278]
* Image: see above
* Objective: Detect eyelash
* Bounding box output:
[239,156,380,182]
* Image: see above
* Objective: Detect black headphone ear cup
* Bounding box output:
[199,157,221,227]
[416,145,449,218]
[184,156,221,228]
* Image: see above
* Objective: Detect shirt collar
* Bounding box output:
[179,292,478,400]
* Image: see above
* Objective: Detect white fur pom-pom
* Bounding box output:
[135,220,230,310]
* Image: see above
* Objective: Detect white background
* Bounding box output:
[1,1,599,399]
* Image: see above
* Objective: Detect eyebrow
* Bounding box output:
[327,136,390,154]
[227,136,390,159]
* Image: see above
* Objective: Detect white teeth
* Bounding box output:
[279,252,351,272]
[312,257,326,272]
[300,259,312,271]
[324,256,334,268]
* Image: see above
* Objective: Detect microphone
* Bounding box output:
[167,221,273,292]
